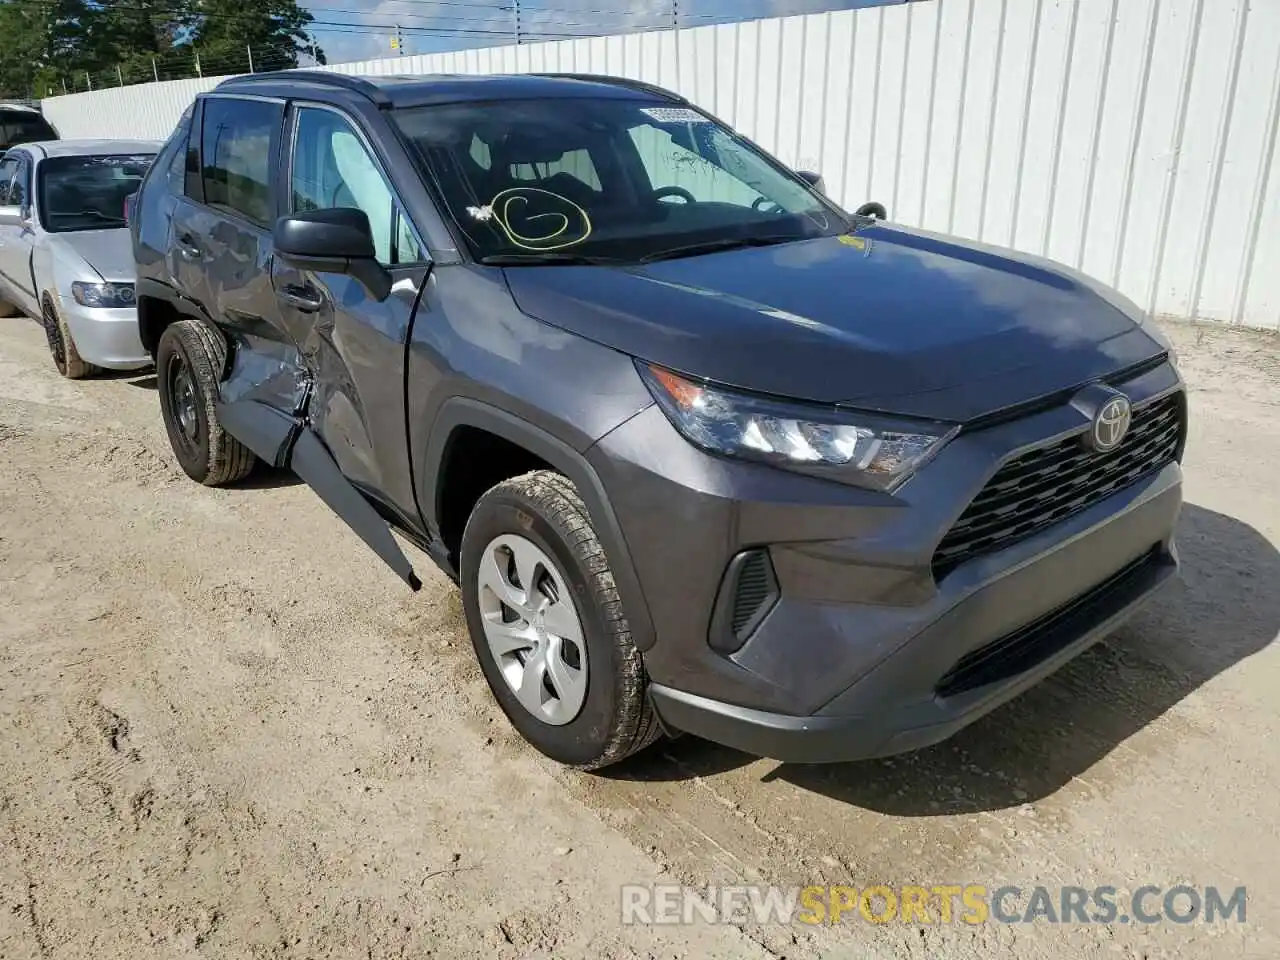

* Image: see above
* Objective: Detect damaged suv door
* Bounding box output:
[152,93,429,590]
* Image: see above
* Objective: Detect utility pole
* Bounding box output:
[514,0,522,45]
[247,45,255,73]
[61,78,67,94]
[85,72,92,91]
[152,58,159,82]
[392,25,405,57]
[195,51,202,78]
[117,64,124,86]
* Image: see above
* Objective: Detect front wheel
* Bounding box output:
[460,471,661,769]
[41,295,96,379]
[156,320,256,486]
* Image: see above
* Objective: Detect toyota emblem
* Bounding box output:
[1089,395,1132,452]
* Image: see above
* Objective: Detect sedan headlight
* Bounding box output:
[71,282,135,309]
[639,363,956,491]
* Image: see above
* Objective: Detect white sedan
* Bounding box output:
[0,139,160,378]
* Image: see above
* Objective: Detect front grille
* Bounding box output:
[935,546,1162,698]
[933,392,1183,577]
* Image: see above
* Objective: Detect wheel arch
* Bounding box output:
[136,278,211,359]
[423,398,656,652]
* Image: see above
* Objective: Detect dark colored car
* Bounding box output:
[0,103,58,153]
[131,72,1185,769]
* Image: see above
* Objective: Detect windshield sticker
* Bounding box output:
[641,107,711,125]
[474,187,593,251]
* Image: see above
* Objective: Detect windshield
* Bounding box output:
[0,109,56,151]
[38,154,154,233]
[392,97,846,263]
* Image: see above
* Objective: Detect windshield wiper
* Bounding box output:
[479,252,623,266]
[639,234,804,263]
[64,210,126,224]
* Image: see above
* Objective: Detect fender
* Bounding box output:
[422,398,657,652]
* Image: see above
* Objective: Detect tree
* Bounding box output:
[0,0,96,97]
[0,0,324,96]
[187,0,324,73]
[0,2,47,96]
[95,0,191,83]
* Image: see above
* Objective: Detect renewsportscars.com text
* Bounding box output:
[621,884,1247,926]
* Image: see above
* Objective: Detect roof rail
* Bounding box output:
[216,70,392,107]
[530,73,685,103]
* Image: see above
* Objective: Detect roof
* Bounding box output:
[15,139,162,158]
[215,71,684,110]
[0,102,42,114]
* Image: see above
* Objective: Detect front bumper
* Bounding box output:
[590,360,1184,762]
[62,302,149,370]
[651,537,1177,763]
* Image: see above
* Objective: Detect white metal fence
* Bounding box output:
[40,0,1280,330]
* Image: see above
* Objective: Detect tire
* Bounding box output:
[156,319,256,486]
[41,295,96,379]
[460,470,661,770]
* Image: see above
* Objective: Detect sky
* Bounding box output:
[300,0,907,64]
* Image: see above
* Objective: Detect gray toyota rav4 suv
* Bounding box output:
[131,72,1185,769]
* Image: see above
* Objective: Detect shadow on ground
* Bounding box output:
[235,465,303,490]
[608,503,1279,813]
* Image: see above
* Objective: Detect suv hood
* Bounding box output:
[502,224,1167,422]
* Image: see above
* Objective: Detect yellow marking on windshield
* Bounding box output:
[483,187,593,252]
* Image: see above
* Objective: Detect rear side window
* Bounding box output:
[148,107,192,197]
[200,96,281,226]
[0,109,56,150]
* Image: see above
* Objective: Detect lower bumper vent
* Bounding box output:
[710,549,780,655]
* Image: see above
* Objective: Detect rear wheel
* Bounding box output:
[460,471,661,770]
[156,320,255,486]
[41,295,96,379]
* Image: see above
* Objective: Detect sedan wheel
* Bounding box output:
[41,299,68,375]
[41,296,94,379]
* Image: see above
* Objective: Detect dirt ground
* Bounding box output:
[0,315,1277,960]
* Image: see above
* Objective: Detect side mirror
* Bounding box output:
[855,201,888,220]
[0,205,31,228]
[273,208,391,302]
[797,170,826,194]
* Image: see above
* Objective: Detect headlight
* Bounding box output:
[71,282,135,309]
[639,363,957,491]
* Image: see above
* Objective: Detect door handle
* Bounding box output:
[278,283,325,313]
[176,234,202,261]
